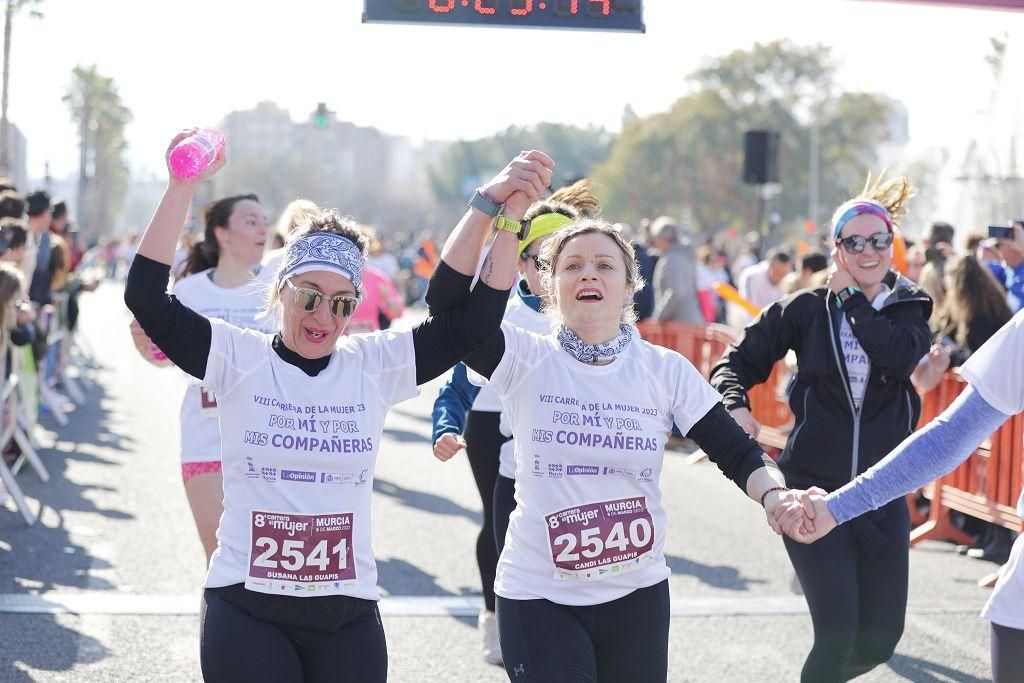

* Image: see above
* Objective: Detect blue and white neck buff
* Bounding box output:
[557,324,633,363]
[276,233,365,295]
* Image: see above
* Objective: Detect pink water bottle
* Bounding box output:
[168,128,225,180]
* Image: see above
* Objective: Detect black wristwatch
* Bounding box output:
[836,286,862,308]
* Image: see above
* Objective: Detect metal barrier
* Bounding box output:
[637,323,1024,537]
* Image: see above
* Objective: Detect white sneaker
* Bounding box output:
[479,610,503,666]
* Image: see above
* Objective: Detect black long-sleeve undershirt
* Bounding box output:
[124,254,510,385]
[462,329,775,491]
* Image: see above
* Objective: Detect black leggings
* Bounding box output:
[497,580,670,682]
[783,496,910,683]
[464,409,507,613]
[991,622,1024,683]
[493,473,516,553]
[201,586,387,683]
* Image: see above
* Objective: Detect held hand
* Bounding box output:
[502,190,535,222]
[763,489,816,535]
[827,248,857,294]
[481,150,555,206]
[729,407,761,439]
[782,488,836,543]
[165,128,227,188]
[433,433,468,462]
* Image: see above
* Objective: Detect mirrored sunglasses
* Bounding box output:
[286,279,359,318]
[836,232,894,254]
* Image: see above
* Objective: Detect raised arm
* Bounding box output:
[123,130,226,380]
[425,152,555,313]
[412,152,554,385]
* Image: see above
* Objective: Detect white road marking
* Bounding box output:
[0,592,982,618]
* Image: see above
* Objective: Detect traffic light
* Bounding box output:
[314,103,329,130]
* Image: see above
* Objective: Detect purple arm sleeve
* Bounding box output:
[826,387,1011,525]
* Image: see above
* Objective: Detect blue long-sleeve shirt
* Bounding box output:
[430,362,481,443]
[826,387,1011,524]
[1006,261,1024,312]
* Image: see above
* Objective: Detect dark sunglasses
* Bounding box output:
[285,279,359,318]
[519,252,544,269]
[836,232,894,254]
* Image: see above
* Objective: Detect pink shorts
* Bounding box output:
[181,461,222,482]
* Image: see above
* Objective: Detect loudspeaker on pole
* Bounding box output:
[742,130,780,185]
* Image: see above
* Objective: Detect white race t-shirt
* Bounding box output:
[487,322,722,606]
[468,293,553,479]
[173,271,272,464]
[838,286,889,410]
[960,308,1024,629]
[201,319,418,599]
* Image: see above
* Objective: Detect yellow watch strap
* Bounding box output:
[495,215,522,236]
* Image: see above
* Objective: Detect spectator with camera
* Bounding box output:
[989,221,1024,312]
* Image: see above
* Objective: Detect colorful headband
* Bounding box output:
[276,233,365,294]
[519,212,574,255]
[832,200,894,240]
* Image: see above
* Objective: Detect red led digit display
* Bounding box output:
[364,0,643,32]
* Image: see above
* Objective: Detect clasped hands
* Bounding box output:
[762,487,837,543]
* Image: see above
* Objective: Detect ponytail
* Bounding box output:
[177,193,259,280]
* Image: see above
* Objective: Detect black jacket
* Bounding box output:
[710,272,932,491]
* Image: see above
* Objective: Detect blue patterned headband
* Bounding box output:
[276,233,365,294]
[832,200,893,240]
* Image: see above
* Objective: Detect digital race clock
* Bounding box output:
[363,0,645,33]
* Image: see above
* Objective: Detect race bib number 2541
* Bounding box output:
[247,511,356,590]
[546,496,655,581]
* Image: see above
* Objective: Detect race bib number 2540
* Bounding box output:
[546,496,655,581]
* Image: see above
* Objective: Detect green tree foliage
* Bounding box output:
[594,40,893,236]
[428,122,615,218]
[63,64,132,241]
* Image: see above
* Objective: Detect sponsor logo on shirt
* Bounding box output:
[547,463,563,479]
[245,457,259,480]
[567,465,600,476]
[355,468,369,487]
[533,455,544,478]
[261,466,277,482]
[281,469,317,483]
[320,472,355,485]
[602,465,655,482]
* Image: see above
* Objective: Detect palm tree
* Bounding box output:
[0,0,42,177]
[63,65,132,240]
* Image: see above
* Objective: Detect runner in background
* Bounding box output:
[786,307,1024,683]
[261,198,318,279]
[129,192,270,564]
[125,134,550,681]
[430,181,597,665]
[345,226,404,334]
[711,175,932,682]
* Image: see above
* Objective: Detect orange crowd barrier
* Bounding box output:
[638,324,1024,538]
[910,371,1024,545]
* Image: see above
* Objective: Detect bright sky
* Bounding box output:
[10,0,1023,181]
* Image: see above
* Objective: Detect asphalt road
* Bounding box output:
[0,283,999,682]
